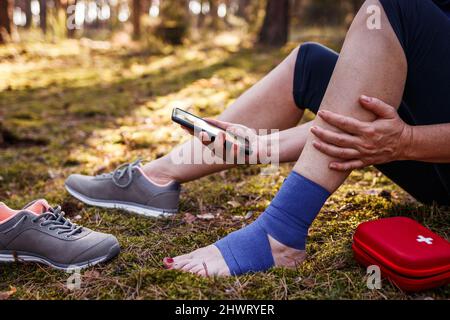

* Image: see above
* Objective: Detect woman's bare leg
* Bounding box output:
[143,48,304,184]
[169,0,407,276]
[294,0,406,192]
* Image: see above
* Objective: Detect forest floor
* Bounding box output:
[0,30,449,300]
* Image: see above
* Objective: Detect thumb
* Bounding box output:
[204,118,231,130]
[360,95,397,118]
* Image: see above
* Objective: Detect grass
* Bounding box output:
[0,31,449,300]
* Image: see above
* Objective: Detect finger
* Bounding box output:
[312,140,360,159]
[360,95,397,118]
[329,160,365,171]
[181,126,194,135]
[213,132,226,158]
[318,110,367,135]
[199,132,212,146]
[226,130,248,152]
[311,126,359,148]
[227,125,248,138]
[204,118,231,130]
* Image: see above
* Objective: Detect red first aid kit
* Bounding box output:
[352,217,450,292]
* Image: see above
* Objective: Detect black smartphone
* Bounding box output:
[171,108,253,156]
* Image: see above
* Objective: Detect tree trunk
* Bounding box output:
[0,0,14,44]
[292,0,303,14]
[352,0,364,14]
[66,0,77,38]
[223,0,232,27]
[236,0,250,21]
[197,0,206,28]
[208,0,219,29]
[0,117,4,146]
[39,0,47,34]
[257,0,290,47]
[345,0,364,29]
[132,0,141,39]
[25,0,32,28]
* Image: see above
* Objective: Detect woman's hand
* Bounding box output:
[311,95,413,171]
[181,118,261,163]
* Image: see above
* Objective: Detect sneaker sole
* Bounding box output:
[0,243,120,271]
[65,185,177,218]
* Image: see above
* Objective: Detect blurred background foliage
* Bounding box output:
[0,0,362,143]
[0,0,365,46]
[0,0,370,158]
[0,0,370,142]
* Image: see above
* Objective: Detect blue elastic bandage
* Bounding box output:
[215,172,330,275]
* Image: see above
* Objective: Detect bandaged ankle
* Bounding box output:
[215,171,330,275]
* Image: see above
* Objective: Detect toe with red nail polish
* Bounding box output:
[163,257,174,268]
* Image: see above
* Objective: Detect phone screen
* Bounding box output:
[172,108,224,136]
[172,108,252,155]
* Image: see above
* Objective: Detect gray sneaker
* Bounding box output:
[0,199,120,270]
[65,160,180,217]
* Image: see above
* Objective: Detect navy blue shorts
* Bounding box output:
[292,0,450,205]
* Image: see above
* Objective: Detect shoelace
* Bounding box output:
[98,159,141,188]
[32,206,82,237]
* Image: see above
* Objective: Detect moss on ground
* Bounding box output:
[0,32,448,300]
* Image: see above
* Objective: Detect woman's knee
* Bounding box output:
[292,42,339,113]
[298,42,338,71]
[287,42,334,73]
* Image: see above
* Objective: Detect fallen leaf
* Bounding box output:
[244,211,254,220]
[236,181,245,188]
[197,213,215,220]
[232,215,243,221]
[84,270,100,279]
[183,213,197,224]
[0,286,16,300]
[73,215,82,221]
[339,204,355,211]
[227,200,240,208]
[47,169,58,179]
[302,278,316,288]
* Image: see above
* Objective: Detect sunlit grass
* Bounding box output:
[0,31,448,300]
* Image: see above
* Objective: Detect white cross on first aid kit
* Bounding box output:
[417,235,433,245]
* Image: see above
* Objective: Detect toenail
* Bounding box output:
[164,257,174,264]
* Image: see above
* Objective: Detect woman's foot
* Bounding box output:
[164,235,306,277]
[164,172,330,276]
